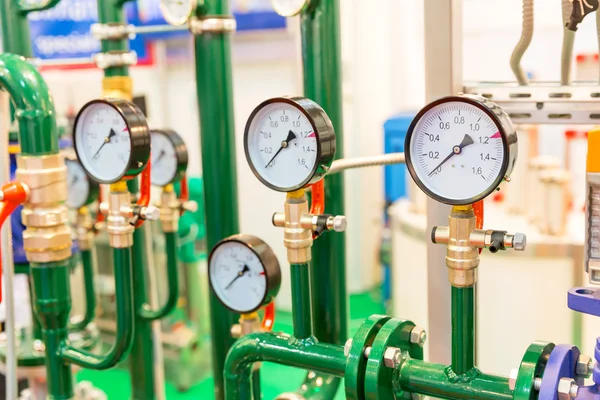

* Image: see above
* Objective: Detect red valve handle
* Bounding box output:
[261,301,276,332]
[134,157,152,228]
[179,173,189,216]
[474,200,484,254]
[0,182,29,302]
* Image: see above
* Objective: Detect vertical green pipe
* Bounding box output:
[0,0,33,56]
[27,278,43,340]
[70,249,96,331]
[251,371,261,400]
[97,0,129,77]
[194,2,240,398]
[301,0,347,346]
[30,261,74,399]
[451,286,475,375]
[291,263,313,340]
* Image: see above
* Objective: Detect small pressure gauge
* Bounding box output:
[209,234,281,314]
[160,0,195,26]
[65,156,99,210]
[405,94,518,205]
[150,129,188,187]
[73,99,151,184]
[244,96,336,192]
[271,0,310,16]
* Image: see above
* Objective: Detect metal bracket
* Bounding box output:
[93,52,137,70]
[90,23,136,41]
[189,16,237,35]
[463,82,600,125]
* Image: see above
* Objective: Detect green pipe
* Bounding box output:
[28,278,42,340]
[224,332,346,400]
[251,371,261,400]
[291,263,313,340]
[299,1,346,397]
[194,2,240,398]
[138,231,179,320]
[70,249,96,331]
[0,53,58,155]
[396,359,512,400]
[30,261,74,399]
[451,286,475,375]
[97,0,131,77]
[60,247,134,369]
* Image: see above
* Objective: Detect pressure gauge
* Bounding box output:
[244,97,336,192]
[160,0,195,26]
[73,99,151,184]
[65,157,99,210]
[271,0,310,16]
[150,129,188,187]
[209,234,281,314]
[405,94,518,205]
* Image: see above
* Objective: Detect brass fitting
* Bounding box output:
[231,313,262,370]
[16,154,72,263]
[76,207,95,251]
[273,191,313,263]
[103,182,134,248]
[102,76,132,101]
[157,186,180,233]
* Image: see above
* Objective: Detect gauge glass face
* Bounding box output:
[246,101,318,191]
[151,132,178,187]
[408,101,505,203]
[210,241,267,313]
[74,102,132,183]
[271,0,309,16]
[66,161,90,209]
[160,0,194,25]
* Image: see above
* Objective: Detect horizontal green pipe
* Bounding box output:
[69,249,96,331]
[18,0,61,13]
[291,262,312,340]
[0,53,58,155]
[224,332,346,400]
[397,359,512,400]
[60,248,134,369]
[139,231,179,320]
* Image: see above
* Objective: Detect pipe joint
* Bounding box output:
[103,189,134,248]
[189,16,237,35]
[276,195,313,263]
[93,51,137,70]
[91,23,135,41]
[76,208,95,251]
[157,189,180,232]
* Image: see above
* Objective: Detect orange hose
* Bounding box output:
[0,182,29,302]
[261,301,276,332]
[179,173,189,216]
[309,179,325,215]
[96,186,105,225]
[135,157,151,228]
[474,200,484,254]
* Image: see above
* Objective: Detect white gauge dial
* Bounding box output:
[271,0,309,16]
[407,97,516,204]
[160,0,195,26]
[151,131,179,187]
[74,103,132,183]
[66,160,91,210]
[210,241,268,314]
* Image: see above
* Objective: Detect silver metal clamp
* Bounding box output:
[189,16,237,35]
[90,23,136,41]
[93,51,138,70]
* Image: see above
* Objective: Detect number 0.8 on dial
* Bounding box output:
[405,95,517,205]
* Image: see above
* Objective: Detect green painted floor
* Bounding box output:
[77,289,386,399]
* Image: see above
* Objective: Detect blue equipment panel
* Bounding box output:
[383,112,415,204]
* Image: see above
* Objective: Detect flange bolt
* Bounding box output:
[383,347,401,369]
[557,377,579,400]
[576,354,593,377]
[409,326,427,346]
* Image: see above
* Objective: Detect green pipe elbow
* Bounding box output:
[0,53,58,155]
[138,231,179,320]
[18,0,61,13]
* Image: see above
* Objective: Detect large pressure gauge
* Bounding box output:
[160,0,195,26]
[244,96,336,192]
[271,0,310,16]
[150,129,188,187]
[65,157,99,210]
[73,99,151,184]
[209,234,281,314]
[405,95,518,205]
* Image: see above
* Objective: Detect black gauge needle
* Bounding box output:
[225,264,250,290]
[152,150,166,166]
[92,128,117,159]
[428,134,475,177]
[265,130,297,168]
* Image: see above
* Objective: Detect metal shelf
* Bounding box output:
[463,82,600,125]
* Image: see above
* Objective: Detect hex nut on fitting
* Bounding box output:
[344,339,352,357]
[557,377,579,400]
[230,324,242,339]
[383,347,401,369]
[141,205,160,221]
[513,233,526,251]
[576,354,593,377]
[409,326,427,346]
[332,216,347,232]
[508,368,518,391]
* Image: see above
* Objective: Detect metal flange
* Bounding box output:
[538,344,582,400]
[345,315,391,400]
[364,318,423,400]
[513,341,555,400]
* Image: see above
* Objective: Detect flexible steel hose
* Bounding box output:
[510,0,534,85]
[327,153,406,175]
[562,0,576,85]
